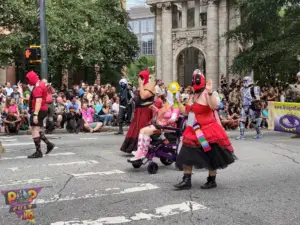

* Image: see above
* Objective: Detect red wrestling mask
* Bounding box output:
[138,70,150,85]
[25,70,39,86]
[155,98,163,109]
[192,69,206,93]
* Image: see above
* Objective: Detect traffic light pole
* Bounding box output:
[40,0,48,79]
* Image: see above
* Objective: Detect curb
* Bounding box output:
[0,127,130,136]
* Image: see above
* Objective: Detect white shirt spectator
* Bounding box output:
[5,87,13,96]
[155,85,164,96]
[112,102,119,114]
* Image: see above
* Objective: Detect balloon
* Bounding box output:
[168,82,180,94]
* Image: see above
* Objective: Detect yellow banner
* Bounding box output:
[268,101,300,134]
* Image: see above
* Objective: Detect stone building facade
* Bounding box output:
[147,0,240,88]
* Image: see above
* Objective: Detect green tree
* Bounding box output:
[226,0,300,85]
[0,0,139,83]
[127,56,155,86]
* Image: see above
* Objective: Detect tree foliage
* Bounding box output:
[126,56,155,86]
[226,0,300,85]
[0,0,139,81]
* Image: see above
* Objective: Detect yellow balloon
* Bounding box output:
[168,82,180,94]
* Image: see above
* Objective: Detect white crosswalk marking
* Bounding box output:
[50,201,207,225]
[0,152,75,160]
[0,184,159,210]
[6,160,99,171]
[0,170,126,187]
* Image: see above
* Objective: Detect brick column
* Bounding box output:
[161,2,173,84]
[206,0,219,88]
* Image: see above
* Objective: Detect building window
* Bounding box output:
[133,20,140,34]
[200,13,207,26]
[142,35,153,56]
[141,19,147,33]
[148,18,154,32]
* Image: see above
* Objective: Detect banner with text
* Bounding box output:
[268,102,300,134]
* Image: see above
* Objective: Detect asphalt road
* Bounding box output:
[0,130,299,225]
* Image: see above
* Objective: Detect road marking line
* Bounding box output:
[0,170,126,188]
[71,170,125,178]
[6,160,99,171]
[2,142,33,146]
[5,146,59,152]
[35,183,158,204]
[0,152,74,160]
[1,139,18,142]
[0,183,158,210]
[0,177,53,187]
[50,201,206,225]
[79,138,97,140]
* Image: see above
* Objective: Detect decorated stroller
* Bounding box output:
[129,115,185,174]
[128,82,186,174]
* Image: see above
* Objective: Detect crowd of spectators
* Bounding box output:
[0,74,295,134]
[0,81,123,135]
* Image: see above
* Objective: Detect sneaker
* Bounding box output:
[253,134,262,139]
[46,143,55,155]
[131,151,137,156]
[28,151,43,159]
[236,135,245,140]
[127,156,146,163]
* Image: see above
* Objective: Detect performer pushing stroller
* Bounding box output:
[128,94,180,162]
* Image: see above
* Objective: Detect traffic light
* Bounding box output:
[25,45,41,63]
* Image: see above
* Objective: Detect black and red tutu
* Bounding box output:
[120,107,153,153]
[176,103,236,170]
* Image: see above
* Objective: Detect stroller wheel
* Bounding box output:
[147,162,158,174]
[132,163,142,169]
[160,157,173,166]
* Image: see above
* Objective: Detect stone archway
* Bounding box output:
[175,47,206,87]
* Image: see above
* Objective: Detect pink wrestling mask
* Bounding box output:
[155,98,163,109]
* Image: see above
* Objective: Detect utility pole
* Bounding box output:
[39,0,48,79]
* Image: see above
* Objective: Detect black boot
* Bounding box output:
[115,123,124,135]
[174,174,192,190]
[200,176,217,189]
[28,151,43,158]
[28,137,43,159]
[39,132,55,154]
[46,143,55,155]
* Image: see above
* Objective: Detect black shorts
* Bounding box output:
[30,111,48,127]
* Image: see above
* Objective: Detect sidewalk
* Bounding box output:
[0,126,130,136]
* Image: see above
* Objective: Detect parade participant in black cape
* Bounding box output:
[174,69,236,190]
[115,66,134,135]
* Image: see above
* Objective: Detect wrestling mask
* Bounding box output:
[138,70,150,85]
[155,98,163,109]
[25,70,39,86]
[192,69,206,93]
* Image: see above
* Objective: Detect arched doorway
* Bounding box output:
[177,47,205,87]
